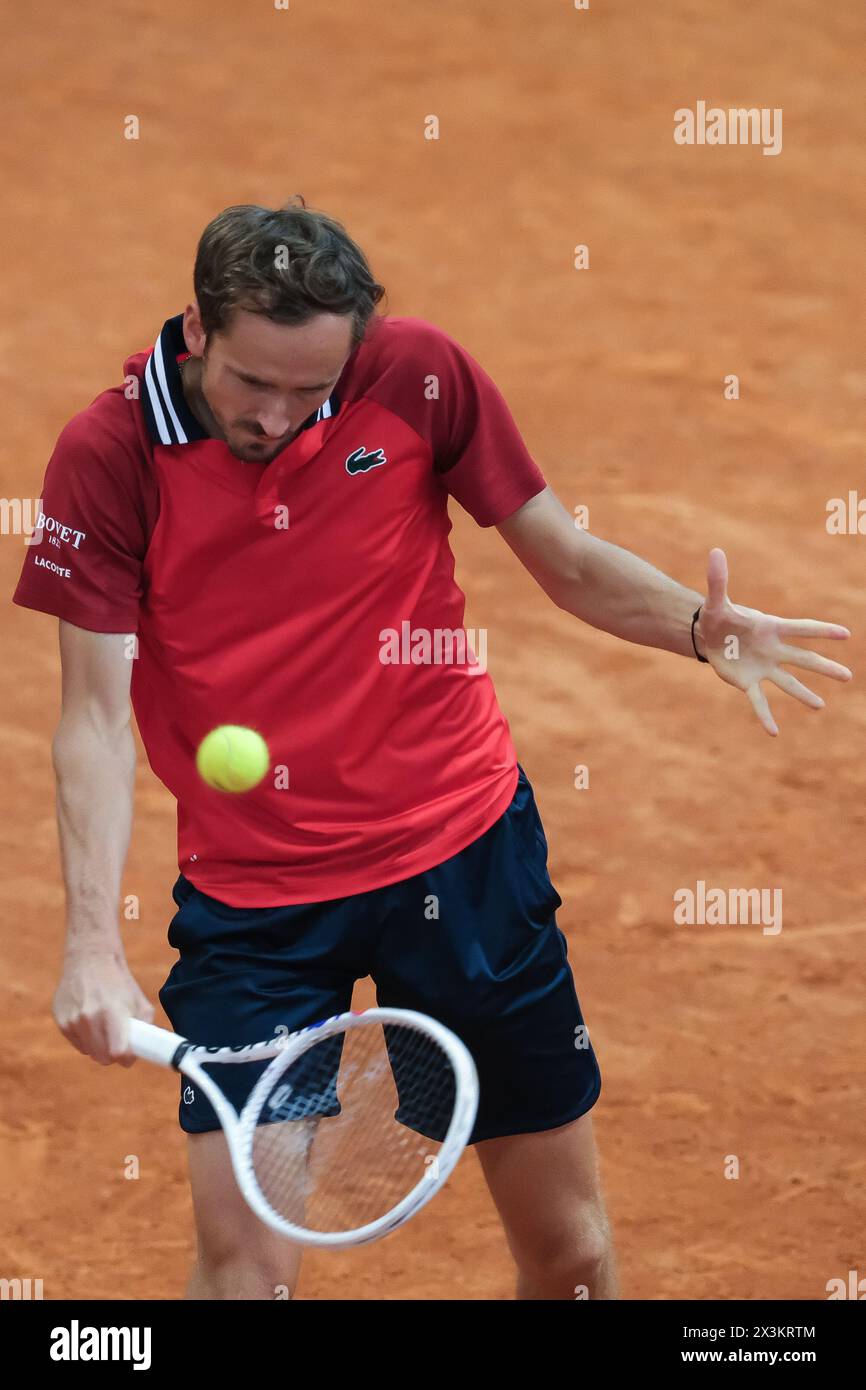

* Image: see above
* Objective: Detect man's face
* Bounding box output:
[183,305,355,463]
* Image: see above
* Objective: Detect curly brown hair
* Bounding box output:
[193,197,386,348]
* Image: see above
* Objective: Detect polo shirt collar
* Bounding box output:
[141,313,341,448]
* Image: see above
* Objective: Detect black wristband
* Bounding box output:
[691,607,709,662]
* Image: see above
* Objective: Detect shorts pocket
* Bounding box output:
[166,877,211,950]
[508,768,550,867]
[504,777,561,929]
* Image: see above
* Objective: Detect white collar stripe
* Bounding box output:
[144,353,173,446]
[153,334,188,445]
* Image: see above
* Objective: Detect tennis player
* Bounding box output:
[13,200,851,1300]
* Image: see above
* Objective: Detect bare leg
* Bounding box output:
[476,1112,619,1300]
[185,1130,303,1300]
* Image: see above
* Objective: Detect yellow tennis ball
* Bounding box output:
[196,725,271,793]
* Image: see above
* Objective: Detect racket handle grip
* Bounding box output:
[127,1018,187,1068]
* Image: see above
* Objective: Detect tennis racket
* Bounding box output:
[126,1007,479,1247]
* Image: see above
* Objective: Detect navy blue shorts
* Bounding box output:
[158,766,601,1143]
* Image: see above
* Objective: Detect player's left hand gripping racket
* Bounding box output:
[127,1007,479,1247]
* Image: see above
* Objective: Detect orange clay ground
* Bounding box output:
[1,0,863,1299]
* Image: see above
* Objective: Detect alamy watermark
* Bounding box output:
[674,102,782,157]
[1,1276,43,1299]
[49,1320,151,1370]
[379,622,487,673]
[674,880,782,935]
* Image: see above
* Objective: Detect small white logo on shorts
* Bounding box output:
[183,1085,195,1105]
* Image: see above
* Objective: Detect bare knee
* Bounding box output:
[192,1205,300,1299]
[514,1203,613,1296]
[191,1243,299,1301]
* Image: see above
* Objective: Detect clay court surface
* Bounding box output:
[2,1,864,1299]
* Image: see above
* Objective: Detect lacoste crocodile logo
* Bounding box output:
[345,445,387,475]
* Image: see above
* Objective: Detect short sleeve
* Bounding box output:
[12,398,153,633]
[432,334,547,527]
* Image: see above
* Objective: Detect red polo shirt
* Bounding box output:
[14,314,547,905]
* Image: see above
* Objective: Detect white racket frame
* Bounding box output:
[127,1007,479,1248]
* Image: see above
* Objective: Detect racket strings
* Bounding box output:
[246,1022,459,1234]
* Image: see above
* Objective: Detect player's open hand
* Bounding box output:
[693,548,852,736]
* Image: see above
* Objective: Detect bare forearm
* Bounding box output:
[497,490,705,657]
[497,488,851,734]
[52,719,136,958]
[553,532,704,658]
